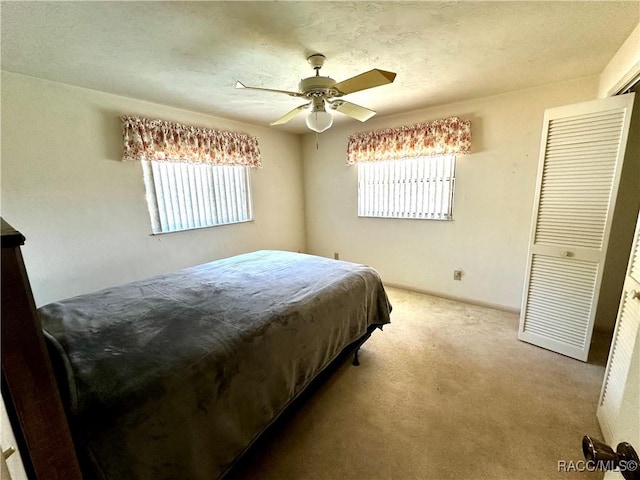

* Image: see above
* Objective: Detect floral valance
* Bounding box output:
[346,116,471,165]
[121,116,262,168]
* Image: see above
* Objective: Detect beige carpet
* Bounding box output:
[231,287,608,479]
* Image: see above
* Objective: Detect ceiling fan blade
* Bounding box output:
[333,69,397,95]
[331,100,377,122]
[235,81,303,98]
[270,103,310,126]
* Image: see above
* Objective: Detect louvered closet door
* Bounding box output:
[597,212,640,443]
[518,94,636,361]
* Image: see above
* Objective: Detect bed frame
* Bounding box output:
[0,219,378,479]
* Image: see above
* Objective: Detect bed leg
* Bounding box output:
[352,348,360,366]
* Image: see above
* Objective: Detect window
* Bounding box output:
[357,155,455,220]
[121,116,261,234]
[141,160,253,234]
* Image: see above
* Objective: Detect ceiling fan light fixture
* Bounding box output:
[306,105,333,133]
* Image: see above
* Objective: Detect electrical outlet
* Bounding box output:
[334,252,340,260]
[453,269,462,281]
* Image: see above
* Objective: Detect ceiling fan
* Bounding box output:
[235,53,397,133]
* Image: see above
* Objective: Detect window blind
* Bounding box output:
[357,155,455,220]
[142,160,253,234]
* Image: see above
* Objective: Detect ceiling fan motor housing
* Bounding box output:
[298,76,340,98]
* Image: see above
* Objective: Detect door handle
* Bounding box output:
[582,436,640,480]
[560,251,573,257]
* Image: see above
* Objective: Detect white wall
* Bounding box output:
[1,72,305,306]
[303,77,599,311]
[599,22,640,97]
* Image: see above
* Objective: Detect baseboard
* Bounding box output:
[384,282,521,315]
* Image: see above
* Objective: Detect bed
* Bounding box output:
[1,222,391,480]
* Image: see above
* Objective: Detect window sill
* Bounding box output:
[149,219,254,236]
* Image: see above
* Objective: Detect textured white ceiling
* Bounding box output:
[2,1,638,133]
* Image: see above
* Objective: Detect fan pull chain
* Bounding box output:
[316,131,319,150]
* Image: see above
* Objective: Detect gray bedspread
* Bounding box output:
[39,250,391,479]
